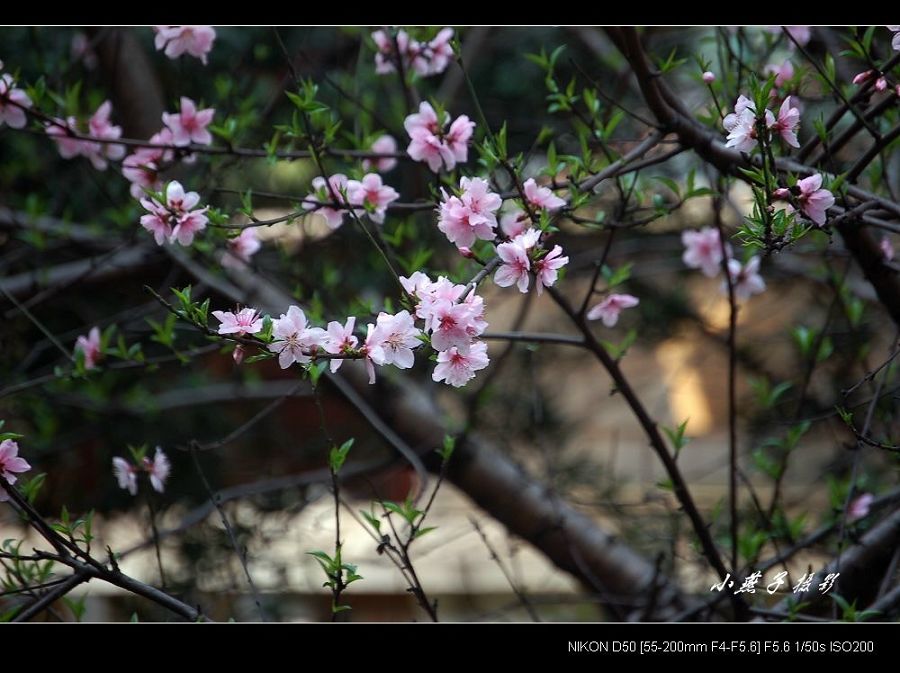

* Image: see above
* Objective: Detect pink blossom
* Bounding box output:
[47,101,125,170]
[875,76,888,92]
[432,341,489,388]
[404,102,474,172]
[501,209,530,238]
[347,173,399,224]
[724,104,759,153]
[222,228,261,269]
[437,177,501,249]
[890,26,900,51]
[323,317,358,373]
[139,200,173,245]
[162,97,214,147]
[154,26,216,65]
[406,274,466,323]
[212,308,263,336]
[407,128,457,172]
[171,209,208,246]
[725,256,766,301]
[494,239,531,293]
[303,174,350,230]
[852,69,875,85]
[461,290,488,338]
[723,95,755,133]
[372,29,415,75]
[363,322,386,383]
[702,71,716,84]
[768,26,811,47]
[75,326,102,370]
[149,180,209,246]
[764,60,794,88]
[46,116,83,159]
[769,97,800,148]
[112,457,138,496]
[428,300,479,352]
[166,180,209,245]
[0,439,31,501]
[848,492,874,521]
[772,187,791,200]
[427,28,455,75]
[144,447,171,493]
[404,101,444,135]
[881,237,895,261]
[367,310,421,369]
[445,115,474,164]
[85,101,126,169]
[399,271,435,300]
[533,245,569,295]
[682,227,731,277]
[122,127,175,199]
[268,306,326,369]
[796,174,834,226]
[362,134,398,172]
[523,178,566,211]
[0,73,32,129]
[586,293,640,327]
[371,28,454,77]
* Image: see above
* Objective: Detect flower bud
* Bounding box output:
[702,71,716,84]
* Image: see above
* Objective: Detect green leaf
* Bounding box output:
[329,438,354,474]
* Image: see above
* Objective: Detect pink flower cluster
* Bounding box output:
[852,67,898,95]
[433,174,569,297]
[264,305,430,386]
[724,95,800,152]
[438,177,502,248]
[405,101,474,173]
[400,272,490,387]
[46,100,126,170]
[681,227,766,302]
[121,98,215,200]
[140,180,209,246]
[75,326,102,370]
[113,447,170,496]
[216,273,491,388]
[0,67,32,129]
[154,26,216,65]
[494,228,569,296]
[0,439,32,502]
[372,28,454,78]
[303,173,399,228]
[772,173,835,226]
[122,128,175,199]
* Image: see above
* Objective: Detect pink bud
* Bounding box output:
[896,84,900,97]
[702,71,716,84]
[233,344,245,365]
[772,188,791,200]
[875,76,888,92]
[458,246,475,259]
[852,69,874,85]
